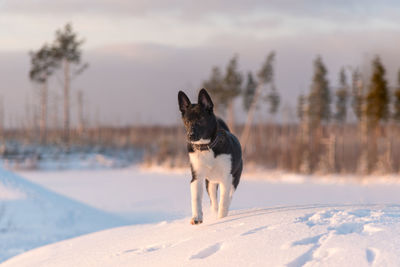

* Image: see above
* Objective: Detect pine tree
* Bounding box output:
[297,94,305,121]
[223,55,243,130]
[393,69,400,122]
[29,44,58,143]
[203,66,225,114]
[366,56,389,127]
[240,51,276,149]
[351,69,363,121]
[242,72,257,112]
[308,56,331,126]
[266,84,280,114]
[257,51,279,115]
[52,23,88,145]
[335,67,349,123]
[203,55,242,130]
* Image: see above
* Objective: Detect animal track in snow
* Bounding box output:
[240,225,269,236]
[126,243,171,255]
[291,234,324,246]
[189,243,222,260]
[366,247,378,265]
[295,207,387,237]
[122,249,138,254]
[287,233,328,267]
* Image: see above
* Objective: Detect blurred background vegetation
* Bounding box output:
[1,22,400,175]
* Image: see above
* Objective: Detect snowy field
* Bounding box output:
[2,167,400,266]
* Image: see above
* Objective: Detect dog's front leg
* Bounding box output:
[218,178,232,219]
[190,177,203,225]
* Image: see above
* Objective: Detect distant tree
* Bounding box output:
[203,55,242,130]
[335,67,349,123]
[242,72,257,112]
[240,51,276,149]
[203,66,225,114]
[257,52,279,115]
[366,56,389,127]
[297,94,306,121]
[266,84,280,115]
[223,55,243,130]
[52,23,88,145]
[257,52,275,84]
[351,69,363,121]
[393,69,400,122]
[308,56,331,126]
[29,44,58,143]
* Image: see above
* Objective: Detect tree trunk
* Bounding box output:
[39,79,48,144]
[227,100,235,133]
[63,59,70,146]
[358,95,369,174]
[240,83,263,152]
[77,90,84,136]
[51,92,59,130]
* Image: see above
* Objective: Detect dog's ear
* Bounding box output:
[178,91,191,114]
[198,88,213,112]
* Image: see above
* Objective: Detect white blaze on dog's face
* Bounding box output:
[178,89,217,144]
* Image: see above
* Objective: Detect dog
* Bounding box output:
[178,89,243,225]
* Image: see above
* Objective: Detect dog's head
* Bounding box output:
[178,89,217,144]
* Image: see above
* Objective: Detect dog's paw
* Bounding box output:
[218,210,229,219]
[190,218,203,225]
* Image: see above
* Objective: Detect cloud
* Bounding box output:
[2,0,400,23]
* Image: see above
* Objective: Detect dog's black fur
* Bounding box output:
[178,89,243,224]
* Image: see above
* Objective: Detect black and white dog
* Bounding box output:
[178,89,243,225]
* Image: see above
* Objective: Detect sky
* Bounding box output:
[1,0,400,126]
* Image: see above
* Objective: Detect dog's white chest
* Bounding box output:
[189,150,231,181]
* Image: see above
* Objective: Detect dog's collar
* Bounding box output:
[190,130,225,151]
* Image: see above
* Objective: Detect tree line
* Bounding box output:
[202,53,400,127]
[16,24,400,174]
[296,55,400,129]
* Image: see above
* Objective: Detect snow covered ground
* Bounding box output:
[0,169,127,262]
[3,204,400,266]
[2,167,400,266]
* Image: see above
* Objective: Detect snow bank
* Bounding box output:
[3,204,400,266]
[0,168,128,262]
[3,167,400,265]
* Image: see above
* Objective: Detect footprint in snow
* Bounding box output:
[125,243,170,255]
[366,247,379,265]
[123,249,138,254]
[291,234,324,247]
[240,225,269,236]
[189,243,222,260]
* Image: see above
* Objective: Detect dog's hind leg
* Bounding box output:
[206,179,218,215]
